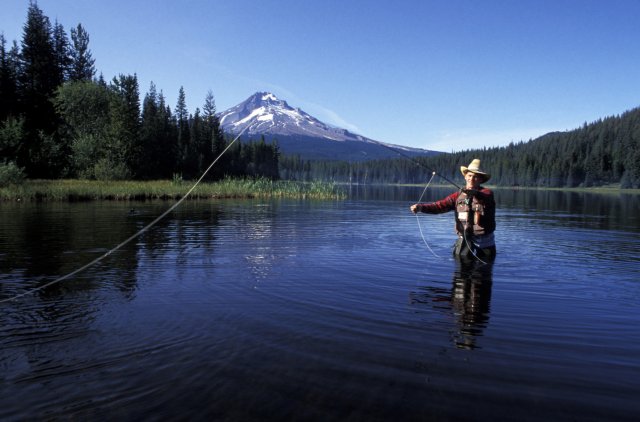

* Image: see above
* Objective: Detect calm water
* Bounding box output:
[1,187,639,421]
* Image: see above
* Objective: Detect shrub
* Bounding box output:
[93,158,131,181]
[0,161,26,186]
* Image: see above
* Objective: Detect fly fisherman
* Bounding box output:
[410,159,496,260]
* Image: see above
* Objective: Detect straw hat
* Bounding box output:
[460,159,490,182]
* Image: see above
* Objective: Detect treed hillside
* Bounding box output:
[2,3,637,189]
[0,3,279,183]
[281,107,640,189]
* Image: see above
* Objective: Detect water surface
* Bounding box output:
[1,188,639,420]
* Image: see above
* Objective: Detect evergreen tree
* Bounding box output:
[202,90,225,179]
[159,92,178,178]
[18,2,68,177]
[186,107,202,178]
[69,23,95,82]
[140,82,160,178]
[0,35,20,121]
[140,86,178,179]
[103,74,140,179]
[52,20,71,84]
[97,72,107,87]
[175,86,190,174]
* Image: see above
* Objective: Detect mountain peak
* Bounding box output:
[259,92,279,102]
[218,92,439,161]
[245,91,288,108]
[219,92,325,139]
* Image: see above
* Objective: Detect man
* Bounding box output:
[410,159,496,260]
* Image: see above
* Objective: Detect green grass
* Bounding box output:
[0,178,345,201]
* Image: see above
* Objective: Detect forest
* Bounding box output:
[0,3,279,184]
[281,107,640,189]
[2,3,638,190]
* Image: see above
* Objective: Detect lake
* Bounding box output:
[1,186,639,421]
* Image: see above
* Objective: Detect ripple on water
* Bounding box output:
[1,198,639,420]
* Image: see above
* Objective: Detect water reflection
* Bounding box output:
[411,258,494,350]
[2,193,640,420]
[347,185,640,232]
[450,259,493,349]
[496,189,640,231]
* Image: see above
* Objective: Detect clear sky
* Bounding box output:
[3,0,640,152]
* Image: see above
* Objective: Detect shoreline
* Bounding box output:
[0,178,345,202]
[393,182,640,194]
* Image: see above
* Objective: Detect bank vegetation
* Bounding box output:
[0,178,344,202]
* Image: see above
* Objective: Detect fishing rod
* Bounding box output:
[378,142,493,263]
[370,142,455,258]
[375,142,463,190]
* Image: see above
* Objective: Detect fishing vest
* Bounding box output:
[454,191,492,236]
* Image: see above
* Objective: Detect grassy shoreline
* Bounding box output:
[3,180,637,202]
[0,178,345,202]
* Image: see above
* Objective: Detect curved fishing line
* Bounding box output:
[462,228,489,265]
[1,126,250,304]
[415,172,441,258]
[378,143,490,264]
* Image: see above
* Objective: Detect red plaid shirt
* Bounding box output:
[417,188,495,236]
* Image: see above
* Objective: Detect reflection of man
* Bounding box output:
[451,259,493,350]
[410,258,494,350]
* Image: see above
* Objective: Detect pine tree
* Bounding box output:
[69,24,95,82]
[104,74,140,179]
[158,91,178,178]
[140,86,178,179]
[203,90,225,179]
[186,107,202,178]
[0,35,20,121]
[18,2,67,177]
[52,20,70,84]
[0,38,25,169]
[175,86,190,175]
[140,82,160,178]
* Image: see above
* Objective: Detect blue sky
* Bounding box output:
[3,1,640,152]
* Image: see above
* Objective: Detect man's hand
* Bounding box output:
[410,204,420,214]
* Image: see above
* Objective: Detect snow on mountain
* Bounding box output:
[218,92,439,161]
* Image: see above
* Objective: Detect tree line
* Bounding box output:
[3,3,637,189]
[0,2,279,183]
[280,106,640,189]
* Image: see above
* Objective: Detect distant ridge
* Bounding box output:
[218,92,439,161]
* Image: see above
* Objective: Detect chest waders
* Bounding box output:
[453,192,496,260]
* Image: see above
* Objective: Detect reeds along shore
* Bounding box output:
[0,178,345,201]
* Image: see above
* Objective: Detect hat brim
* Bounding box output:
[460,166,491,182]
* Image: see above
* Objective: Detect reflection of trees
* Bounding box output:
[137,201,222,267]
[0,202,143,302]
[1,202,144,389]
[1,200,234,304]
[1,201,228,302]
[498,190,640,231]
[410,259,494,350]
[0,201,227,390]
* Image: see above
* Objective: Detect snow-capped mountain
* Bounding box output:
[219,92,439,161]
